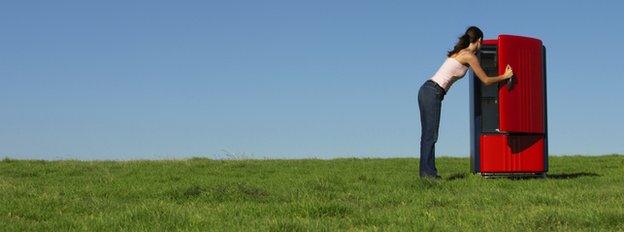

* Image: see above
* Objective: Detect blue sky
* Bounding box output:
[2,1,623,160]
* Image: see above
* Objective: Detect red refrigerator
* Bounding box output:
[469,34,548,177]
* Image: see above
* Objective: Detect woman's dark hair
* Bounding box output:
[447,26,483,57]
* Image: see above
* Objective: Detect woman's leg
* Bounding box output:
[418,82,443,177]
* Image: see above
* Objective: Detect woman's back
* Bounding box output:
[430,57,468,92]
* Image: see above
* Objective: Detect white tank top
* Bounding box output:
[430,57,469,92]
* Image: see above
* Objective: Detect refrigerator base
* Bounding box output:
[477,172,547,179]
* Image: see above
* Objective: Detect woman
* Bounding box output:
[418,26,513,178]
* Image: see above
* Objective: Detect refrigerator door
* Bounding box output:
[497,35,545,133]
[480,134,545,173]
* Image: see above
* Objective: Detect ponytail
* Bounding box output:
[447,26,483,57]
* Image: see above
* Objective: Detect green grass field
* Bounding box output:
[1,155,623,231]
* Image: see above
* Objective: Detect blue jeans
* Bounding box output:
[418,80,445,177]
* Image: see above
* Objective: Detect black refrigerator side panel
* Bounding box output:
[543,45,549,172]
[469,69,480,173]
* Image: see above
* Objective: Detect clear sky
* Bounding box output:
[2,1,623,160]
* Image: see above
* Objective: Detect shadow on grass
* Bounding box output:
[446,173,467,181]
[506,172,600,180]
[546,172,600,179]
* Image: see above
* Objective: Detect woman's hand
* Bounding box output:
[503,64,514,79]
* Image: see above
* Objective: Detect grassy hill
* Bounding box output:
[1,155,623,231]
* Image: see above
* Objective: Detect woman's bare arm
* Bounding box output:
[464,53,513,86]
